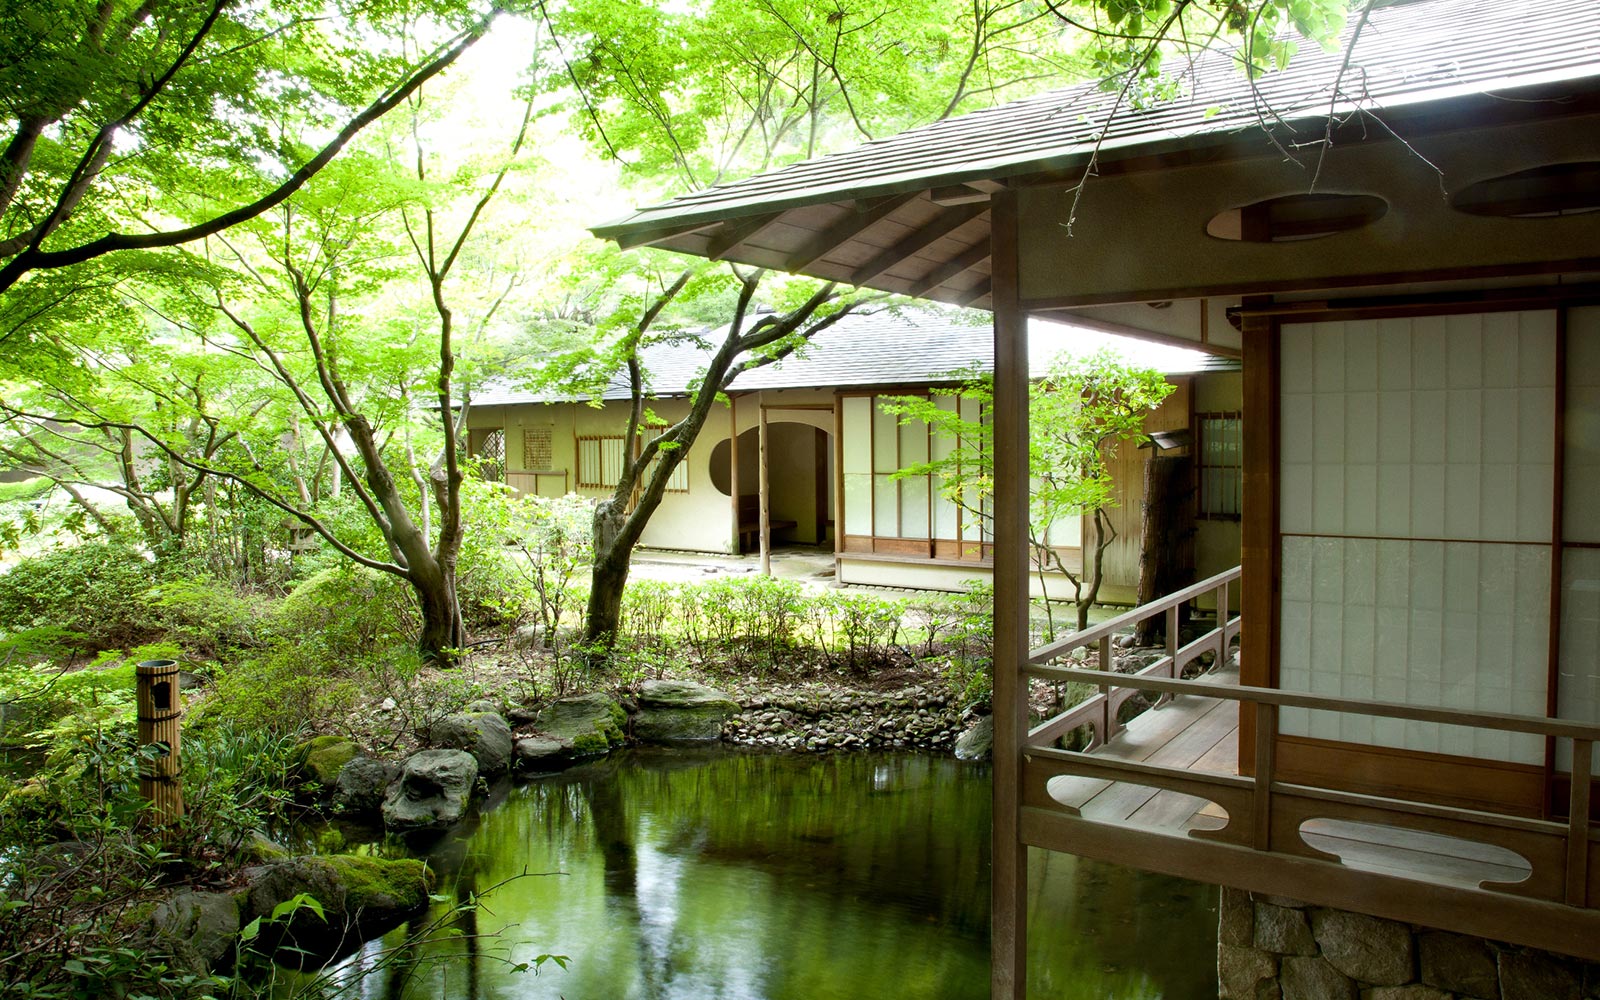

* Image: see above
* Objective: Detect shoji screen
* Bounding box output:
[1277,311,1557,765]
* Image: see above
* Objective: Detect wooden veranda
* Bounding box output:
[1006,568,1600,976]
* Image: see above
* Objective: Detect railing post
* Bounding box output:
[1253,701,1276,851]
[1216,580,1230,665]
[1099,635,1115,745]
[1568,738,1592,907]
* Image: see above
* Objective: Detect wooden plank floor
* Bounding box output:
[1039,663,1535,891]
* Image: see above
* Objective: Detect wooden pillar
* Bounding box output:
[136,659,183,823]
[1239,311,1280,775]
[729,394,741,553]
[759,403,772,576]
[991,188,1029,1000]
[833,398,845,575]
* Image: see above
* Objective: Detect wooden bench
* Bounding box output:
[736,495,796,551]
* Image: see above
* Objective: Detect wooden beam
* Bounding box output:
[615,220,719,251]
[990,188,1028,1000]
[784,192,921,273]
[708,211,786,261]
[930,183,993,207]
[1019,807,1600,963]
[850,203,990,286]
[909,241,991,297]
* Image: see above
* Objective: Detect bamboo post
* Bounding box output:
[136,659,184,823]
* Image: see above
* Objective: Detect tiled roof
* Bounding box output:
[469,310,1232,407]
[595,0,1600,238]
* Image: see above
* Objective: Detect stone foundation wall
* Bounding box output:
[1218,887,1600,1000]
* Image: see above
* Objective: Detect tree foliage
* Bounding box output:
[886,350,1173,633]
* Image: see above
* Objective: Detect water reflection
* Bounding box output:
[300,749,1216,999]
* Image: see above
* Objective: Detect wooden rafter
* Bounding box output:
[707,211,786,261]
[908,240,992,297]
[849,203,990,287]
[783,192,922,273]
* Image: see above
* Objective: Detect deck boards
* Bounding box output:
[1040,661,1538,892]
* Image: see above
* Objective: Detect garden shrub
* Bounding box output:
[273,565,413,665]
[147,574,266,659]
[0,539,161,653]
[194,644,360,736]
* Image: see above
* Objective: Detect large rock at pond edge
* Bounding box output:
[241,855,431,965]
[431,712,513,774]
[534,693,626,753]
[632,679,738,743]
[514,737,573,770]
[146,889,241,975]
[954,716,994,761]
[332,756,397,816]
[382,749,478,832]
[291,735,361,789]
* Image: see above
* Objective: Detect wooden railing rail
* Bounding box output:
[1019,661,1600,911]
[1026,566,1240,750]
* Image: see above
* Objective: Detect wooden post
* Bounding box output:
[136,659,183,823]
[990,188,1029,1000]
[729,394,741,553]
[759,403,772,576]
[1567,738,1592,906]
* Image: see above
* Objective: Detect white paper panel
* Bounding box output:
[873,476,898,536]
[873,402,899,474]
[1280,312,1557,542]
[841,397,872,475]
[1558,548,1600,770]
[1280,535,1549,765]
[843,473,872,535]
[1567,307,1600,544]
[900,477,930,539]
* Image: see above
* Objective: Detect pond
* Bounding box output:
[295,748,1217,999]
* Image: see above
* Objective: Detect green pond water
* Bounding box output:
[299,748,1217,999]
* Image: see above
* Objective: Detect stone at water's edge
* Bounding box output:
[145,890,240,975]
[632,679,738,743]
[240,855,432,965]
[333,756,396,816]
[291,735,360,788]
[514,737,572,770]
[534,693,626,754]
[431,711,513,774]
[954,715,993,761]
[382,749,477,832]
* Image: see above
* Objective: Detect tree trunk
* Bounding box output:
[413,565,464,661]
[1077,508,1115,632]
[583,499,632,647]
[1135,454,1195,645]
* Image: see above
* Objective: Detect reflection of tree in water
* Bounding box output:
[281,750,1217,1000]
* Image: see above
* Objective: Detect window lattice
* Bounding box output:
[523,426,554,471]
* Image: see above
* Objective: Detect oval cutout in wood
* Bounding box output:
[1206,193,1388,242]
[1451,161,1600,218]
[1299,817,1532,889]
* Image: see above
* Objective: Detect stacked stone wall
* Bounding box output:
[1218,888,1600,1000]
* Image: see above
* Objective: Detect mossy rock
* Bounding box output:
[632,679,738,743]
[240,854,432,966]
[326,855,432,916]
[290,735,361,788]
[535,693,626,751]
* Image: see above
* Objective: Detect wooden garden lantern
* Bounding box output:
[135,658,184,822]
